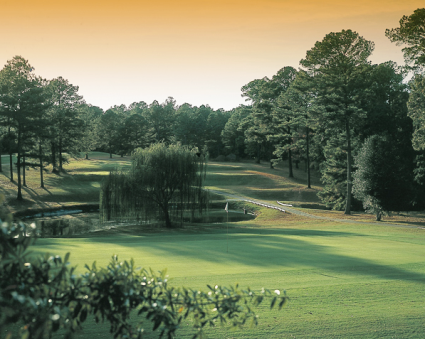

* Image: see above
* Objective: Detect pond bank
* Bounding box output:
[13,204,100,220]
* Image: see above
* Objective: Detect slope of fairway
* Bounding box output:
[0,152,131,213]
[204,162,323,207]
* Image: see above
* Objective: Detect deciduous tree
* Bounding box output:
[96,108,123,158]
[407,74,425,151]
[78,104,103,159]
[144,97,176,144]
[353,135,414,220]
[221,105,251,158]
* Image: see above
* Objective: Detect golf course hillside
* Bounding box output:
[1,153,425,338]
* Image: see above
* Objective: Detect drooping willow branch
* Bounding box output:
[100,143,209,228]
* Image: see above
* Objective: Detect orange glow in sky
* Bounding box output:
[1,0,422,110]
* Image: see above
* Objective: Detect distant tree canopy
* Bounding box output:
[2,9,424,215]
[408,74,425,151]
[386,8,425,70]
[0,56,49,200]
[100,143,208,228]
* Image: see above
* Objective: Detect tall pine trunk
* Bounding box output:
[161,201,173,228]
[17,127,22,201]
[256,144,261,164]
[344,119,352,215]
[51,141,57,172]
[8,126,13,182]
[23,154,26,187]
[59,136,63,171]
[0,140,3,173]
[9,154,13,182]
[306,128,311,189]
[288,149,293,178]
[39,143,44,188]
[287,126,293,178]
[269,146,274,169]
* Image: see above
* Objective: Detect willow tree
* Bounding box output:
[100,143,208,228]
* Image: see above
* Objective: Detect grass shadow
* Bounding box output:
[79,225,425,285]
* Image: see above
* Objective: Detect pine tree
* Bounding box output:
[300,30,374,213]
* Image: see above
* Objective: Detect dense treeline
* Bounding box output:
[1,8,424,217]
[0,66,230,201]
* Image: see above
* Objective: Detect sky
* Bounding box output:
[0,0,422,111]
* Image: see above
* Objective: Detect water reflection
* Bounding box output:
[33,210,255,237]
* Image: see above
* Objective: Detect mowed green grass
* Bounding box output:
[32,215,425,338]
[4,153,425,337]
[0,152,131,212]
[204,161,323,206]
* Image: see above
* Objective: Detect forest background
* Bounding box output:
[0,8,425,218]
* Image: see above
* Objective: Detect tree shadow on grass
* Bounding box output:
[41,175,102,203]
[81,225,425,285]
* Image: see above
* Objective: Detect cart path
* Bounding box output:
[207,189,423,229]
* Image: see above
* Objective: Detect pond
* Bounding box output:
[19,207,256,237]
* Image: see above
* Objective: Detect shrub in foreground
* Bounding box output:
[0,216,288,339]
